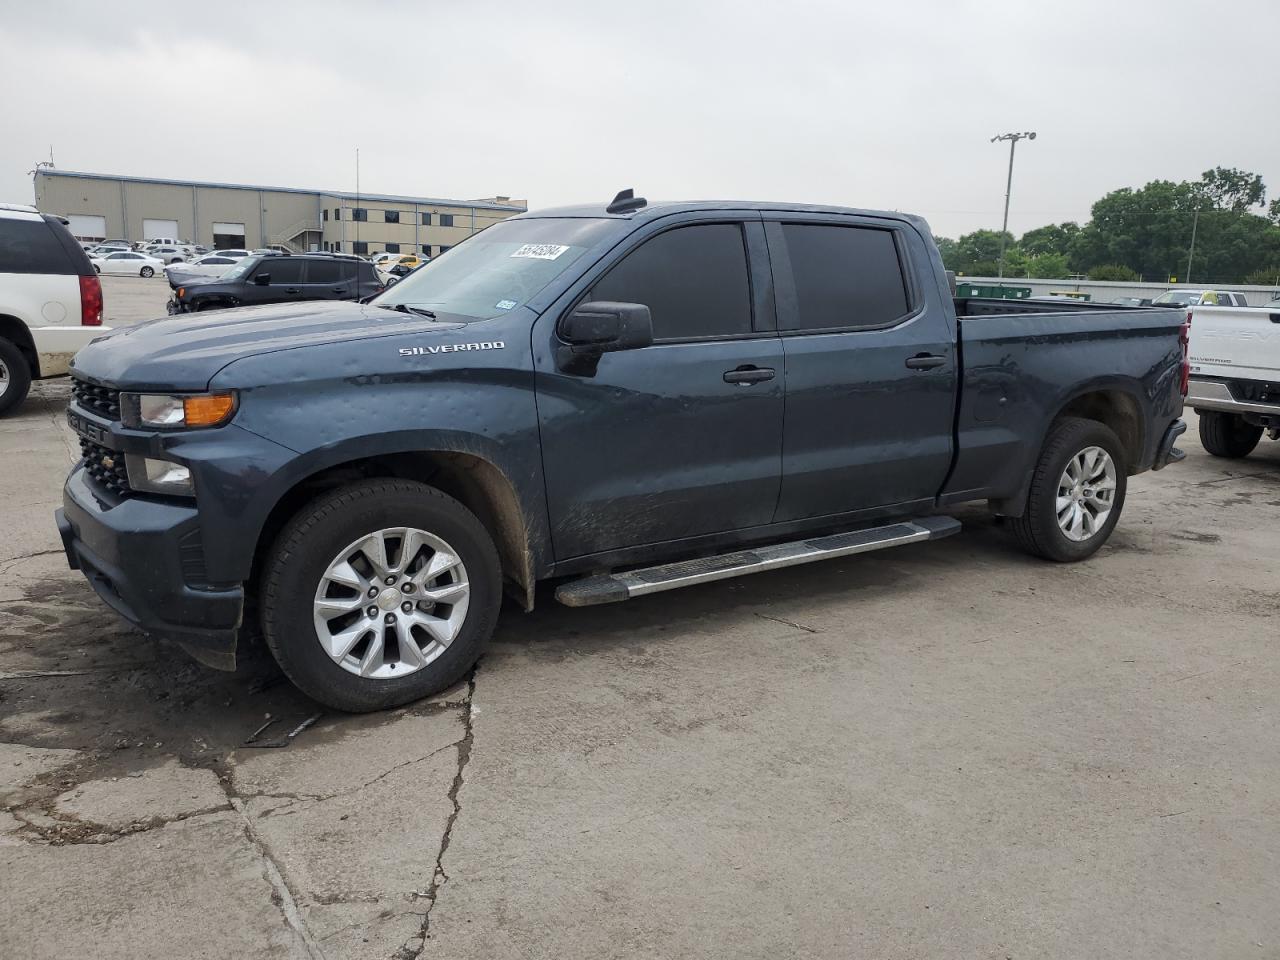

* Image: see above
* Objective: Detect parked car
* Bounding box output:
[0,202,107,415]
[164,252,251,284]
[1185,300,1280,458]
[1109,297,1147,307]
[90,250,166,277]
[56,194,1190,711]
[86,242,131,258]
[1152,289,1249,307]
[143,244,194,264]
[166,253,383,312]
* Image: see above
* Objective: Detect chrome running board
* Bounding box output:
[554,516,961,607]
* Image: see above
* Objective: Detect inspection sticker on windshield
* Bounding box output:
[495,299,517,310]
[511,243,570,261]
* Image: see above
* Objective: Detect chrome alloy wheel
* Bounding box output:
[1056,445,1117,542]
[312,527,469,679]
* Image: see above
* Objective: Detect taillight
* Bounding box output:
[79,274,103,326]
[1178,309,1192,396]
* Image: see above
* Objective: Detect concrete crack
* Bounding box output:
[223,790,328,960]
[0,549,64,577]
[399,666,478,957]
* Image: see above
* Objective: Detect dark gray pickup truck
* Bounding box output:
[56,192,1189,711]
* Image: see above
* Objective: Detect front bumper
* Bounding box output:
[56,468,243,670]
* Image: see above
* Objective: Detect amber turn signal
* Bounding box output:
[182,393,236,427]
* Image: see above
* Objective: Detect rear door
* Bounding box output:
[534,215,785,559]
[299,257,351,300]
[766,215,957,522]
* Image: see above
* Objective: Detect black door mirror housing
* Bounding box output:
[557,301,653,375]
[254,273,271,285]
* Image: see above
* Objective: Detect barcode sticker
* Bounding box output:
[511,243,570,260]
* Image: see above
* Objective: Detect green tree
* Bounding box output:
[1243,265,1280,287]
[1193,167,1266,213]
[1024,252,1070,279]
[1088,264,1139,282]
[939,229,1014,275]
[1019,222,1079,258]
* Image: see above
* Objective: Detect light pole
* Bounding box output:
[991,131,1036,278]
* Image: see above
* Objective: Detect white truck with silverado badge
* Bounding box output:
[1186,301,1280,458]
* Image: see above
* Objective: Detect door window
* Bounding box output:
[777,224,910,331]
[589,224,752,341]
[256,259,304,284]
[305,259,342,283]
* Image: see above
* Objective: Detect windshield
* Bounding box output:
[373,217,616,321]
[221,257,259,281]
[1152,291,1200,305]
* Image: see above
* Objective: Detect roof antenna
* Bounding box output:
[606,188,647,214]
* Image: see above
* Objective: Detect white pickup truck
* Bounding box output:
[0,203,112,416]
[1186,300,1280,458]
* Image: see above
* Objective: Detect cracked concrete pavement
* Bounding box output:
[3,332,1280,957]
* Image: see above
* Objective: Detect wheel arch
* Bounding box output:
[1050,385,1145,473]
[0,315,39,377]
[251,450,537,612]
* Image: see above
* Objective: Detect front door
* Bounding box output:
[250,257,305,304]
[535,218,784,560]
[766,217,957,522]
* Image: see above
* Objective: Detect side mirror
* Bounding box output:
[557,301,653,375]
[254,273,270,285]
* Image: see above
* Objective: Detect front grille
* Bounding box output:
[79,438,132,498]
[71,376,122,420]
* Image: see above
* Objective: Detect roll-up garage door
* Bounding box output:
[67,215,106,241]
[143,218,180,241]
[212,222,246,250]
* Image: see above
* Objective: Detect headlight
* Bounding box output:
[121,392,237,429]
[125,455,194,496]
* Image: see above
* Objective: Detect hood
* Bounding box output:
[70,300,466,391]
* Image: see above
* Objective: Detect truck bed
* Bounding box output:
[940,302,1187,509]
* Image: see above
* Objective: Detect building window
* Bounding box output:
[332,242,341,252]
[421,245,431,256]
[384,210,400,224]
[322,209,328,222]
[420,212,432,226]
[385,242,400,253]
[440,214,454,227]
[352,208,368,222]
[334,208,341,220]
[353,241,368,255]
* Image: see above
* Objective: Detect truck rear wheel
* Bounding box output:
[1197,411,1261,459]
[1008,417,1127,562]
[260,479,502,712]
[0,339,33,417]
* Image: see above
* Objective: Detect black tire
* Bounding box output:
[93,264,100,274]
[140,266,154,278]
[1008,417,1128,562]
[260,479,502,712]
[1198,411,1261,459]
[0,338,33,417]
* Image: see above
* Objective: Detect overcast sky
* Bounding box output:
[3,0,1277,239]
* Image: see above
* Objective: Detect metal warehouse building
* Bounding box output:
[34,169,527,257]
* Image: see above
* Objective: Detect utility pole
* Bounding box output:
[1185,209,1199,284]
[991,131,1036,278]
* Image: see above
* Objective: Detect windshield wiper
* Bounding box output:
[379,303,437,319]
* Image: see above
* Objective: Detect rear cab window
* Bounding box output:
[771,222,911,331]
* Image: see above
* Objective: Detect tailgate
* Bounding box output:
[1189,305,1280,381]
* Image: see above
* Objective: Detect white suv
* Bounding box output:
[0,203,111,415]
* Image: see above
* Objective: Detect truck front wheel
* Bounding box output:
[1008,417,1127,562]
[260,479,502,712]
[1197,411,1261,459]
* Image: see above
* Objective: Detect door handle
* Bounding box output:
[723,365,776,385]
[905,353,947,370]
[285,287,301,294]
[332,287,347,294]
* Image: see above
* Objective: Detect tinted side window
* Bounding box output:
[257,259,304,284]
[305,259,341,283]
[590,224,752,340]
[779,224,909,330]
[0,218,73,274]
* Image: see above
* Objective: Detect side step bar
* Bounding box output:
[555,516,961,607]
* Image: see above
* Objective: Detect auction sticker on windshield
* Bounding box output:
[511,243,570,260]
